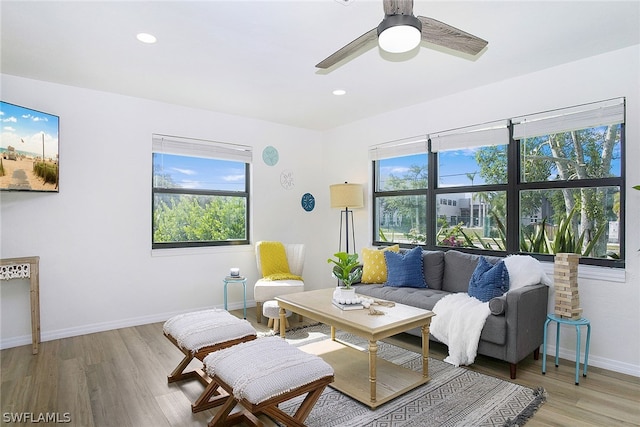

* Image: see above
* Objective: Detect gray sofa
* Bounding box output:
[352,249,549,379]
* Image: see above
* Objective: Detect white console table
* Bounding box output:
[1,256,40,354]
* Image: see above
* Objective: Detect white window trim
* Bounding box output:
[369,135,428,160]
[513,97,625,139]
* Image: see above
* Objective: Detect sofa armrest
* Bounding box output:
[503,284,549,364]
[489,295,507,315]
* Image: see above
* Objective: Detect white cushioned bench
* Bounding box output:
[200,336,334,427]
[163,309,257,411]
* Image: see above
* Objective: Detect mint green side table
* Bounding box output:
[542,313,591,385]
[223,276,247,319]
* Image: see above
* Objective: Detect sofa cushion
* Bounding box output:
[384,246,427,288]
[360,245,399,284]
[442,251,481,293]
[422,250,445,290]
[442,250,502,293]
[468,257,510,302]
[353,284,449,311]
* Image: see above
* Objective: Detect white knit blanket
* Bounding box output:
[204,336,334,404]
[430,293,491,367]
[163,309,256,352]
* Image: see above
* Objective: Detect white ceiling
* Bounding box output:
[2,1,639,131]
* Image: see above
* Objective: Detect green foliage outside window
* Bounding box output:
[153,194,246,244]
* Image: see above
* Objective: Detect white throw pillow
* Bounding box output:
[503,255,552,291]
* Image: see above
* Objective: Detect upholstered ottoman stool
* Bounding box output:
[163,309,257,411]
[262,300,292,331]
[200,336,334,427]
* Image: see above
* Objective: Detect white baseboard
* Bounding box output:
[0,300,254,350]
[2,301,637,378]
[546,345,640,377]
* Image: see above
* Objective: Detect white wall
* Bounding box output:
[2,44,639,377]
[323,45,640,376]
[0,75,329,345]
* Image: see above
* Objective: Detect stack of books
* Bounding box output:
[332,299,364,311]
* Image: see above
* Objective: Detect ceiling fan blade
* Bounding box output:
[417,16,488,56]
[315,28,378,69]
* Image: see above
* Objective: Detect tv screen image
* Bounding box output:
[0,101,59,192]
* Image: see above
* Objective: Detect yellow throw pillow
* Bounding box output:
[361,245,400,284]
[259,241,303,281]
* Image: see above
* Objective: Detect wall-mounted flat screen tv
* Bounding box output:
[0,101,59,192]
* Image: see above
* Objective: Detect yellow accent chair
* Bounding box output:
[254,241,305,323]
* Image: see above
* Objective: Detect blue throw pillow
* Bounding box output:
[383,246,427,288]
[468,257,510,302]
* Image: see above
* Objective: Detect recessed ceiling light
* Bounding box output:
[136,33,157,44]
[333,89,347,96]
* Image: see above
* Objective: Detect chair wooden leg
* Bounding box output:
[256,302,262,323]
[267,318,274,328]
[273,318,280,331]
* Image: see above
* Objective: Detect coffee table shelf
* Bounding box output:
[276,288,434,408]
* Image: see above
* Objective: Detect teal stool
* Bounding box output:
[223,276,247,319]
[542,313,591,385]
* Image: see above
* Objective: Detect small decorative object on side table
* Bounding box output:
[223,274,247,319]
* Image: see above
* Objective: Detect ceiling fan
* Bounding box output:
[316,0,488,69]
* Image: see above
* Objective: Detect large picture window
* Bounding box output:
[513,98,624,262]
[152,134,251,249]
[372,99,626,268]
[371,137,428,245]
[432,121,509,253]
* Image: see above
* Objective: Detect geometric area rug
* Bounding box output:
[276,324,546,427]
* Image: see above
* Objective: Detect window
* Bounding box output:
[432,121,509,252]
[371,98,626,268]
[513,98,624,263]
[371,137,428,245]
[152,134,251,249]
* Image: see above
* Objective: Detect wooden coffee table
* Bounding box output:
[276,288,434,408]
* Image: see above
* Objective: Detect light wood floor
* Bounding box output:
[1,308,639,427]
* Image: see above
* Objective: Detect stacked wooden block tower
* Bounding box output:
[554,253,582,319]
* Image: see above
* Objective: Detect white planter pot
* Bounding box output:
[333,286,357,303]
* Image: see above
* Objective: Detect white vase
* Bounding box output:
[334,286,356,303]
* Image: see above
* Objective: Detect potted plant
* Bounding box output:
[327,252,363,300]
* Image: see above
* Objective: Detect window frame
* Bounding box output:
[151,134,251,250]
[371,99,626,269]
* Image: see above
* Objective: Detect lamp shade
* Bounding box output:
[330,183,364,209]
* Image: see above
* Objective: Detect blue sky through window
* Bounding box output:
[153,153,245,191]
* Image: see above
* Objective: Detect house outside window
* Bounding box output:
[371,98,626,268]
[152,134,251,249]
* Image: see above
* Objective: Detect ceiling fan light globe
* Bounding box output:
[378,25,421,53]
[376,14,422,54]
